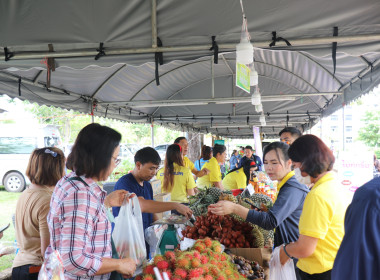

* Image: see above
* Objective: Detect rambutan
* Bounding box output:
[162,270,172,279]
[164,250,176,261]
[216,275,226,280]
[176,257,190,269]
[212,244,223,253]
[210,267,219,276]
[204,237,213,248]
[156,260,170,270]
[143,264,155,275]
[191,258,201,268]
[204,275,214,280]
[135,276,143,280]
[224,268,233,276]
[192,250,201,260]
[142,275,155,280]
[153,255,165,265]
[200,255,209,264]
[188,268,204,279]
[220,253,228,262]
[174,268,187,278]
[194,243,206,253]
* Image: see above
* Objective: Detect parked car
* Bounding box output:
[0,124,62,192]
[120,143,141,162]
[154,144,170,161]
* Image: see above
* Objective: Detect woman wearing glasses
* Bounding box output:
[280,135,350,280]
[45,123,136,280]
[12,147,66,280]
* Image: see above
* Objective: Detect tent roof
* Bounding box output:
[1,0,380,138]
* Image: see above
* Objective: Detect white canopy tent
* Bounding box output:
[1,0,380,138]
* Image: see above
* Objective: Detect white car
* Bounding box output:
[154,144,170,161]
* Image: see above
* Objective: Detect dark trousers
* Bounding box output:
[12,265,39,280]
[299,269,331,280]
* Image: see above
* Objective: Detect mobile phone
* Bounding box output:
[0,223,10,233]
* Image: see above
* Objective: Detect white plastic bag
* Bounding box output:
[112,196,146,271]
[269,246,296,280]
[38,250,65,280]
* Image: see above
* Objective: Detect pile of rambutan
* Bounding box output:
[135,238,247,280]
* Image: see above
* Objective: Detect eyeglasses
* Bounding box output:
[112,156,121,166]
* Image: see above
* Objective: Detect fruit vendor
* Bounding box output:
[332,176,380,279]
[222,159,257,190]
[279,135,351,280]
[196,144,227,189]
[156,144,196,203]
[238,145,263,171]
[174,137,210,178]
[113,147,193,256]
[210,141,309,279]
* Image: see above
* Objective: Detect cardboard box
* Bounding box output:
[153,193,171,218]
[228,248,272,266]
[154,192,171,202]
[151,179,161,196]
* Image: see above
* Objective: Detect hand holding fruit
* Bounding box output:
[175,203,193,218]
[117,258,137,278]
[208,200,236,216]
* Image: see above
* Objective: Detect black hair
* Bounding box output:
[263,142,290,166]
[279,127,302,138]
[231,149,237,157]
[134,147,161,165]
[67,123,121,179]
[163,144,183,193]
[174,137,187,144]
[213,144,226,157]
[227,159,255,185]
[288,135,335,178]
[245,145,254,151]
[201,145,212,160]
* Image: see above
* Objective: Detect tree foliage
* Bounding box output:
[24,102,183,147]
[358,110,380,148]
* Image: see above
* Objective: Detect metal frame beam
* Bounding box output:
[1,34,380,61]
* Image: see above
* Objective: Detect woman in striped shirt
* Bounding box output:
[45,123,136,280]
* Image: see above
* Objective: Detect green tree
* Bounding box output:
[358,110,380,149]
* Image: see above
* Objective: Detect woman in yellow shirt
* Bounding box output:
[280,135,350,280]
[158,144,196,203]
[196,144,227,189]
[222,160,257,190]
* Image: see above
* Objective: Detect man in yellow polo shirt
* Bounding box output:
[174,137,209,178]
[196,144,227,189]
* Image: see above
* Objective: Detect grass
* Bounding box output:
[0,185,21,271]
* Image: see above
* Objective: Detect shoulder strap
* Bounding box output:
[66,176,90,188]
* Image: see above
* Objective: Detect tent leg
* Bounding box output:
[151,123,154,147]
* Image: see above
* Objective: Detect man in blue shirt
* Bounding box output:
[113,147,192,256]
[238,146,263,171]
[332,177,380,280]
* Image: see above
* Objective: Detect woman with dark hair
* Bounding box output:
[194,145,212,171]
[222,159,257,190]
[45,123,136,280]
[279,135,351,280]
[156,144,196,203]
[210,142,309,279]
[12,147,66,280]
[196,144,227,189]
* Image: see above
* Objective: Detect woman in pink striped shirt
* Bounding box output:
[45,123,136,280]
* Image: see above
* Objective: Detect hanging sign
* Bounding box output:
[236,63,250,93]
[337,151,373,192]
[214,139,225,145]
